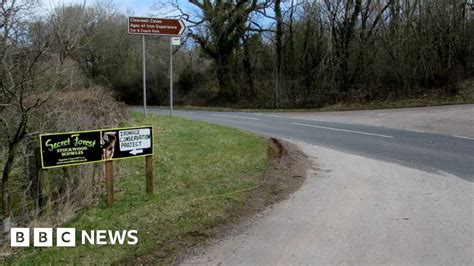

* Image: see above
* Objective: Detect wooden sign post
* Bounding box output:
[105,161,114,205]
[146,155,153,194]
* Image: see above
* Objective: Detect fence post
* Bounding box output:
[34,148,44,216]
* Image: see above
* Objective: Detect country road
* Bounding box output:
[134,106,474,180]
[131,106,474,264]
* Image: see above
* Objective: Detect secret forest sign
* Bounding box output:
[39,126,154,169]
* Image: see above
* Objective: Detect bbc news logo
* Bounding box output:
[11,228,138,247]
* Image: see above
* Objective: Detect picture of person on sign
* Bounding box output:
[101,131,117,160]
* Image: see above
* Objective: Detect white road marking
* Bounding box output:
[254,113,288,119]
[211,114,261,121]
[406,129,426,133]
[292,122,394,139]
[452,135,474,140]
[377,113,387,116]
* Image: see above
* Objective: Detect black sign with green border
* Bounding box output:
[39,126,153,169]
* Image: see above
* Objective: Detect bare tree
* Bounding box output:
[167,0,263,103]
[0,1,93,241]
[114,0,473,106]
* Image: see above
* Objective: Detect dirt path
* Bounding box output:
[181,141,473,265]
[275,104,474,137]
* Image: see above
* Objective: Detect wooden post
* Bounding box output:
[146,155,153,194]
[34,148,44,216]
[105,161,114,205]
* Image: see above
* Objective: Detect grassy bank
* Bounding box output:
[12,113,268,264]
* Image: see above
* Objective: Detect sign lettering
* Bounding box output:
[39,126,154,169]
[128,17,186,36]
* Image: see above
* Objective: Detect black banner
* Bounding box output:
[39,126,153,169]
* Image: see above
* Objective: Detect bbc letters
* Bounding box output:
[11,228,138,247]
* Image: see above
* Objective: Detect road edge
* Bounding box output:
[124,137,311,264]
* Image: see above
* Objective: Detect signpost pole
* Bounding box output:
[129,17,186,117]
[142,35,147,117]
[169,37,173,117]
[146,156,153,194]
[105,161,114,206]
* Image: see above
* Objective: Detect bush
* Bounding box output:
[1,86,128,229]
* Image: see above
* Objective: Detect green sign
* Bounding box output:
[39,126,153,169]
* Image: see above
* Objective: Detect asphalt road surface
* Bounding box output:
[131,106,473,264]
[274,104,474,137]
[136,107,473,181]
[183,143,473,265]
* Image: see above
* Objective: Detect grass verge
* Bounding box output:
[10,113,270,264]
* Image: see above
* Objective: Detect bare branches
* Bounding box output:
[0,0,106,238]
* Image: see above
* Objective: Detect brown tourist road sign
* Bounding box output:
[128,17,186,36]
[128,17,185,117]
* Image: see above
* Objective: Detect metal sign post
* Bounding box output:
[169,37,173,117]
[142,35,147,116]
[169,37,180,117]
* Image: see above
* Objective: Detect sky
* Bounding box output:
[41,0,178,16]
[37,0,273,32]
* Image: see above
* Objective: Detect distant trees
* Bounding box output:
[2,0,468,114]
[175,0,263,103]
[60,0,470,108]
[160,0,472,108]
[3,0,470,125]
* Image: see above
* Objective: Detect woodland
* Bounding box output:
[0,0,473,243]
